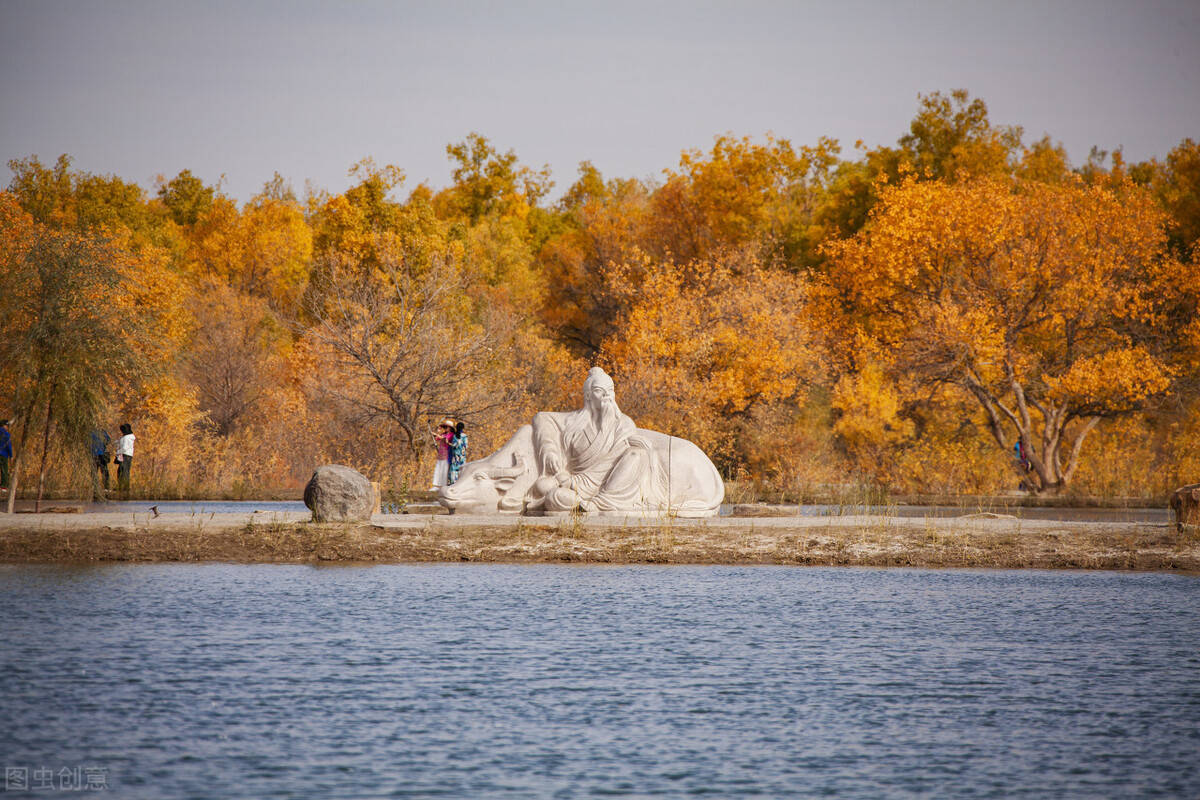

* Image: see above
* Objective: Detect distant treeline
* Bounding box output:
[1,89,1197,501]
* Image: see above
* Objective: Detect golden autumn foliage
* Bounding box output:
[124,374,206,491]
[831,361,914,481]
[186,192,312,312]
[816,175,1176,492]
[299,234,522,464]
[2,91,1198,501]
[646,134,840,268]
[183,279,290,436]
[897,89,1022,181]
[1154,138,1200,257]
[599,252,815,468]
[538,169,648,353]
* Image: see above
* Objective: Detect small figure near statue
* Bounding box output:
[439,367,724,517]
[430,418,470,489]
[448,421,468,485]
[429,418,455,491]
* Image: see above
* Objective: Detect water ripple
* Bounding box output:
[0,565,1197,798]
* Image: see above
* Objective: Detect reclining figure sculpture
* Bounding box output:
[439,367,725,517]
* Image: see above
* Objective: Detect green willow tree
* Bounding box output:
[0,194,180,510]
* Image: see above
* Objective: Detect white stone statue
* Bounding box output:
[439,367,724,517]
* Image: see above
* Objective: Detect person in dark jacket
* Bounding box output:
[115,423,135,495]
[90,428,112,499]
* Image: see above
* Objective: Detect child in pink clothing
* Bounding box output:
[430,418,455,490]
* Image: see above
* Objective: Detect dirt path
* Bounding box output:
[0,511,1196,571]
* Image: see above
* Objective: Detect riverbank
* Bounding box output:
[0,511,1196,571]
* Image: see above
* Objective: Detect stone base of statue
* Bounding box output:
[439,368,724,517]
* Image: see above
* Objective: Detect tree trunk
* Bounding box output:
[6,400,37,514]
[5,452,17,514]
[1061,416,1100,486]
[35,393,55,513]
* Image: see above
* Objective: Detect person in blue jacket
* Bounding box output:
[0,419,12,494]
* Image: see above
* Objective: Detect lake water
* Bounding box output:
[0,566,1196,798]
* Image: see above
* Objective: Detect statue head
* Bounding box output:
[582,367,619,428]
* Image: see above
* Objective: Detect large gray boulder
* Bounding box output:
[304,465,375,522]
[1169,483,1200,530]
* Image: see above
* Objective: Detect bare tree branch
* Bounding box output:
[298,242,520,461]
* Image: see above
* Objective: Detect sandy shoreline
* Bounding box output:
[0,510,1196,571]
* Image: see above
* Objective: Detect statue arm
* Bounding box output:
[531,412,566,477]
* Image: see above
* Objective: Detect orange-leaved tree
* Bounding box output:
[538,164,650,355]
[815,176,1176,493]
[599,251,815,470]
[183,279,291,436]
[185,186,313,313]
[646,133,840,269]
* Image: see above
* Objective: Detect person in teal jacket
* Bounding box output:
[448,422,469,485]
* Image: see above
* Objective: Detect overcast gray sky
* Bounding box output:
[2,0,1198,203]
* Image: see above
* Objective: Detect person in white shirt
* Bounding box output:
[115,423,135,494]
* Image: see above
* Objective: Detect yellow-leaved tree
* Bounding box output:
[186,187,312,313]
[646,133,841,270]
[830,360,915,482]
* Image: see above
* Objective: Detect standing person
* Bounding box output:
[429,418,454,491]
[90,428,112,500]
[0,419,11,495]
[115,423,135,495]
[1013,439,1033,491]
[448,421,469,485]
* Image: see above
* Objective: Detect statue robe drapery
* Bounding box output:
[530,408,668,513]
